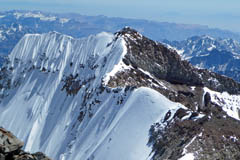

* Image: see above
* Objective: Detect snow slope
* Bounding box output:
[204,87,240,121]
[0,31,183,160]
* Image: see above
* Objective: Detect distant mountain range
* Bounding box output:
[1,10,240,57]
[164,35,240,82]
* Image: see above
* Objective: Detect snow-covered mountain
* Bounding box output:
[0,28,180,160]
[164,35,240,82]
[0,28,240,160]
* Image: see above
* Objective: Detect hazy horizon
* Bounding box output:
[0,0,239,33]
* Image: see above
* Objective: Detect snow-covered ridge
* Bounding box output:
[9,31,126,83]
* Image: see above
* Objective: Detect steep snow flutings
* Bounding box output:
[0,31,184,160]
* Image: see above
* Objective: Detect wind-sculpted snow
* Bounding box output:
[0,31,183,160]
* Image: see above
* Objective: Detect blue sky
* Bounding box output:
[0,0,240,32]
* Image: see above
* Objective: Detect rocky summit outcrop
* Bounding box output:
[107,27,240,159]
[114,27,240,94]
[107,27,240,113]
[0,127,50,160]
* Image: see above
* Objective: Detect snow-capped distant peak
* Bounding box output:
[207,44,216,51]
[13,11,57,21]
[59,18,69,24]
[201,35,215,40]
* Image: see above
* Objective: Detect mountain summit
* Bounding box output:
[0,27,239,160]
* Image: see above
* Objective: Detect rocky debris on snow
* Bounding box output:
[149,105,240,160]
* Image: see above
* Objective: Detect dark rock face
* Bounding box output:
[204,92,211,107]
[0,127,24,154]
[173,108,189,119]
[114,27,240,94]
[116,28,203,86]
[0,127,51,160]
